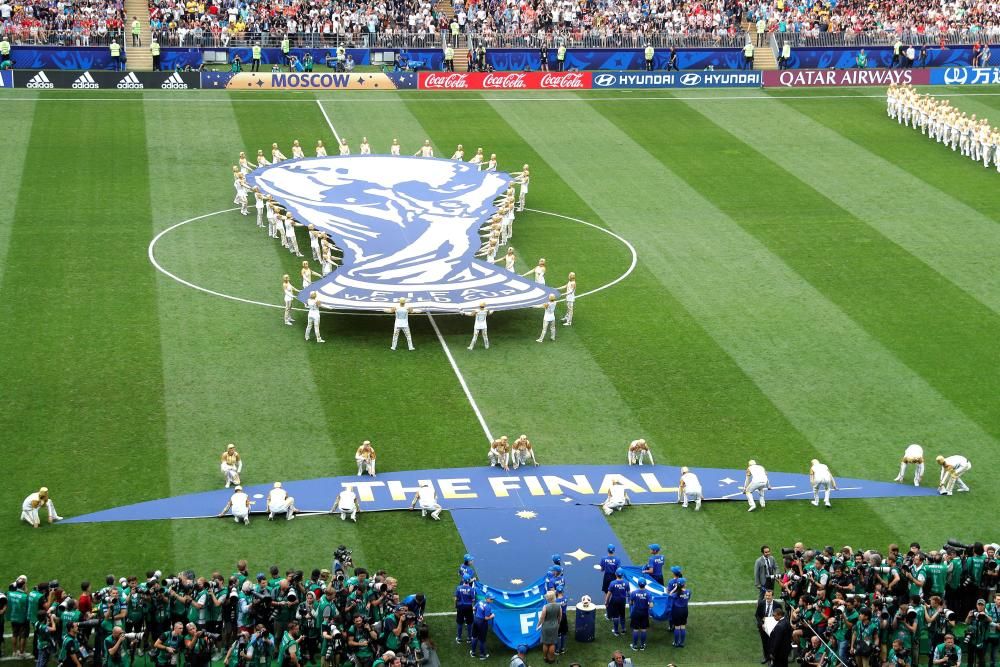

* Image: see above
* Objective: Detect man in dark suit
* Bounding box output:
[768,608,793,667]
[756,590,782,663]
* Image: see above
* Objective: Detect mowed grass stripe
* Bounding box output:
[770,93,1000,315]
[0,99,173,585]
[669,94,1000,446]
[0,93,36,294]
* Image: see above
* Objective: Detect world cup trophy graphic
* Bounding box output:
[248,155,558,311]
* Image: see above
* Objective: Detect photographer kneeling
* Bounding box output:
[106,626,142,667]
[931,634,962,667]
[963,600,990,667]
[185,622,216,667]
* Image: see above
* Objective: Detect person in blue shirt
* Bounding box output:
[555,586,569,655]
[551,554,562,567]
[668,578,690,647]
[471,595,494,660]
[401,593,425,620]
[629,579,652,650]
[643,544,665,585]
[605,570,629,636]
[459,555,477,584]
[601,545,622,595]
[454,579,476,644]
[544,566,565,592]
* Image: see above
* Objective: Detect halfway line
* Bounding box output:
[315,99,342,144]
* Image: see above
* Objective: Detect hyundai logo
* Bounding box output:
[942,67,968,85]
[680,73,700,86]
[594,74,616,87]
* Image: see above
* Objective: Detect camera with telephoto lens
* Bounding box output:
[333,546,353,569]
[781,547,799,557]
[200,632,221,641]
[123,632,143,641]
[162,578,180,588]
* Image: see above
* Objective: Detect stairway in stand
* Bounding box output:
[751,26,778,70]
[123,0,153,70]
[437,0,470,68]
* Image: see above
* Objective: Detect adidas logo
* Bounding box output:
[26,71,54,89]
[161,71,188,90]
[117,72,144,89]
[72,71,100,89]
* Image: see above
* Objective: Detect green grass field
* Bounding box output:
[2,85,1000,666]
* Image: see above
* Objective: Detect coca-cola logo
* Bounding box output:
[423,73,469,89]
[539,72,586,88]
[483,72,528,89]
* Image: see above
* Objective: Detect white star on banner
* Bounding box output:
[510,579,523,585]
[719,477,737,485]
[490,536,508,545]
[566,548,595,562]
[515,510,537,519]
[561,497,574,503]
[539,527,548,532]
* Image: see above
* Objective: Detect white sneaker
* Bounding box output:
[760,499,766,508]
[747,505,756,512]
[893,476,903,483]
[53,515,64,521]
[351,516,357,522]
[810,500,819,506]
[408,346,415,351]
[562,322,571,326]
[467,346,474,350]
[824,501,831,507]
[536,338,543,343]
[317,339,325,343]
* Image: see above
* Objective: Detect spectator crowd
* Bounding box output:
[0,0,125,45]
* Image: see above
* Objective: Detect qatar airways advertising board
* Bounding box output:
[762,68,930,88]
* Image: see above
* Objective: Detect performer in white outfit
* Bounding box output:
[305,291,326,343]
[266,201,279,238]
[410,482,442,520]
[266,482,297,520]
[535,293,557,342]
[271,143,287,162]
[602,480,630,516]
[512,434,537,468]
[512,164,529,211]
[307,225,322,261]
[253,188,265,228]
[894,443,925,486]
[488,436,510,470]
[937,455,971,495]
[291,140,305,159]
[256,149,271,168]
[281,274,297,326]
[678,467,702,511]
[496,247,516,272]
[315,140,327,157]
[338,138,350,156]
[300,261,321,290]
[238,151,252,174]
[523,258,546,285]
[284,215,304,257]
[355,441,376,476]
[331,488,359,522]
[235,174,249,216]
[451,144,465,160]
[627,439,653,466]
[218,486,253,525]
[359,137,372,155]
[390,138,401,156]
[220,443,243,488]
[415,140,434,157]
[743,460,771,512]
[559,272,576,326]
[385,298,419,351]
[469,147,484,167]
[21,487,62,527]
[485,153,497,171]
[809,459,837,508]
[465,302,491,350]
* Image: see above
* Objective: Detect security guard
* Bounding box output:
[892,39,903,67]
[281,35,290,67]
[251,43,262,72]
[131,16,141,46]
[644,44,654,71]
[110,38,122,71]
[779,41,790,69]
[557,43,566,71]
[444,45,454,72]
[0,36,11,65]
[150,37,160,71]
[743,40,755,70]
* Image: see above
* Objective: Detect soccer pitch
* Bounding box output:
[2,85,1000,666]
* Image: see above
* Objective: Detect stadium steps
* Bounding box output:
[124,0,154,70]
[753,31,778,70]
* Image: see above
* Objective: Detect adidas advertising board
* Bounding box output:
[14,70,201,89]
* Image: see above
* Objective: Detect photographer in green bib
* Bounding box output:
[58,622,83,667]
[34,610,58,667]
[106,626,142,667]
[246,624,275,667]
[985,592,1000,666]
[963,599,990,667]
[184,622,214,667]
[152,622,185,667]
[850,608,880,667]
[96,587,126,666]
[278,621,301,667]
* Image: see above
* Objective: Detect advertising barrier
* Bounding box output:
[201,70,415,89]
[930,66,1000,85]
[0,71,12,88]
[762,68,930,88]
[591,70,761,88]
[14,69,200,89]
[418,70,590,89]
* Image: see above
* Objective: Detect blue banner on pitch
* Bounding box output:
[930,66,1000,85]
[592,70,761,89]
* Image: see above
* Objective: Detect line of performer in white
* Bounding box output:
[487,434,540,470]
[887,84,1000,170]
[894,443,971,495]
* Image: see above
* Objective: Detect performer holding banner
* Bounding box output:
[21,487,62,527]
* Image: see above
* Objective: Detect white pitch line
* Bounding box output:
[315,99,342,144]
[783,486,861,498]
[427,313,495,444]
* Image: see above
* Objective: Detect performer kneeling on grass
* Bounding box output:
[409,481,442,520]
[464,302,491,350]
[488,436,510,471]
[678,467,702,511]
[218,486,253,525]
[809,459,837,508]
[895,442,925,486]
[602,480,631,516]
[937,454,971,495]
[536,294,558,342]
[266,482,298,521]
[743,460,771,512]
[627,439,653,466]
[386,298,420,351]
[331,487,359,522]
[21,487,62,527]
[220,443,242,488]
[512,434,538,468]
[304,291,326,344]
[355,441,376,477]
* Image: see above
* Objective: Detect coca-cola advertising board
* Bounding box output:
[419,71,592,90]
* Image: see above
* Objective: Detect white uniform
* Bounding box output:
[285,218,302,256]
[627,441,653,466]
[416,486,442,519]
[309,231,321,261]
[512,445,536,468]
[488,443,508,469]
[390,143,401,156]
[305,297,324,343]
[504,254,515,272]
[267,487,296,520]
[355,448,375,476]
[292,145,305,159]
[896,443,924,486]
[563,281,575,325]
[254,193,265,228]
[221,453,242,487]
[602,484,629,515]
[537,300,557,342]
[360,142,372,155]
[679,472,702,510]
[517,173,529,210]
[744,464,770,511]
[419,145,434,157]
[336,489,358,521]
[316,145,327,157]
[266,206,277,238]
[272,149,286,162]
[451,150,464,160]
[229,491,251,524]
[468,309,490,350]
[810,462,834,507]
[532,266,546,285]
[939,455,971,495]
[20,493,60,526]
[339,143,350,156]
[486,158,497,171]
[469,153,483,167]
[391,306,414,351]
